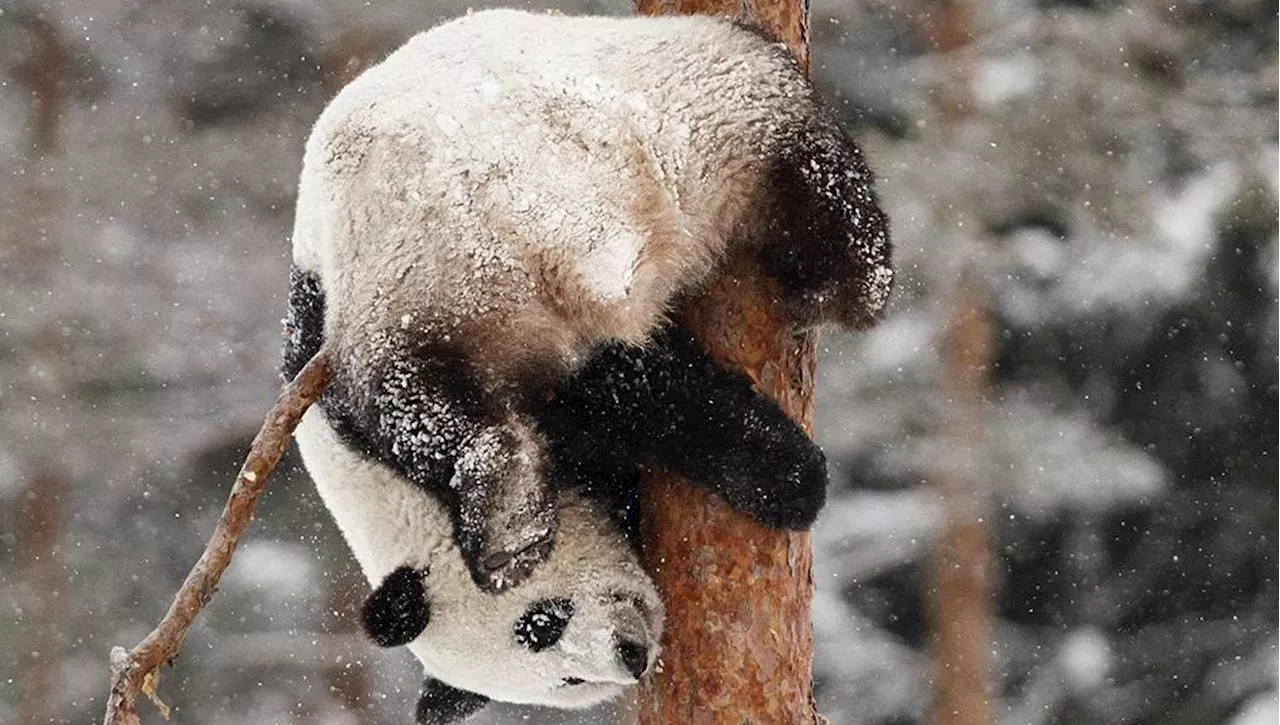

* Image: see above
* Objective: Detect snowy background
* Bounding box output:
[0,1,1274,724]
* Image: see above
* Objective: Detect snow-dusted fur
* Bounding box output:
[293,9,890,373]
[296,408,661,712]
[286,8,892,722]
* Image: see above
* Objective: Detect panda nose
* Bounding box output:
[616,637,649,680]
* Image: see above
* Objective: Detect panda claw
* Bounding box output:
[472,531,557,594]
[483,551,513,571]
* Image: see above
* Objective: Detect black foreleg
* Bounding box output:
[282,265,327,381]
[540,327,828,530]
[283,266,556,593]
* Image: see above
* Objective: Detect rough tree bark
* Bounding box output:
[632,1,820,722]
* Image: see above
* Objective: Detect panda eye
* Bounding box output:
[514,598,574,652]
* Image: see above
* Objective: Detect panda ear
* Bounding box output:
[362,565,430,648]
[416,677,489,724]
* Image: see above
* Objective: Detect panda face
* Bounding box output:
[294,406,662,711]
[403,491,663,709]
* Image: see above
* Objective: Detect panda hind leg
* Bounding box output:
[758,110,893,332]
[370,353,557,594]
[283,265,558,591]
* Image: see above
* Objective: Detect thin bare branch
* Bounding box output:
[102,352,331,725]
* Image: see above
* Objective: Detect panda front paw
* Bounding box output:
[451,420,559,593]
[729,441,828,530]
[463,515,557,594]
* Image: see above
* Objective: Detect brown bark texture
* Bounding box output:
[632,0,819,721]
[18,469,65,725]
[927,270,993,725]
[102,353,332,725]
[321,26,392,96]
[634,0,810,72]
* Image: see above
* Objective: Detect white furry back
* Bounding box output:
[291,10,814,369]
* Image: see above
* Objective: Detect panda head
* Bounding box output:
[360,490,663,713]
[294,408,661,717]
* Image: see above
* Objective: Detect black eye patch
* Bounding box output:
[514,598,574,652]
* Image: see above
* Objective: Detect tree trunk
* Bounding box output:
[632,2,819,722]
[928,271,993,725]
[13,16,71,725]
[18,468,65,725]
[906,2,994,723]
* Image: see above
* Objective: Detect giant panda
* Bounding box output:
[284,8,892,723]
